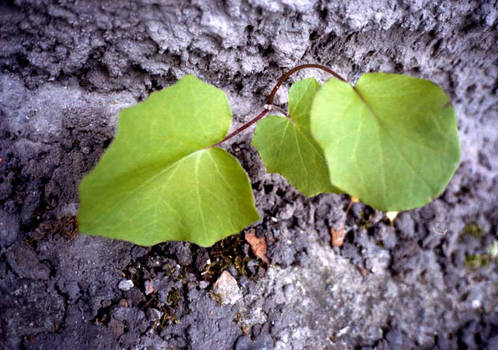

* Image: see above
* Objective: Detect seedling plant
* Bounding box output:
[78,64,460,247]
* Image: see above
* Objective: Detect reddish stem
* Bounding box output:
[210,63,346,148]
[265,63,346,105]
[210,108,270,148]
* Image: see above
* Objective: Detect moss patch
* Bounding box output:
[464,254,489,270]
[460,222,483,239]
[203,233,262,282]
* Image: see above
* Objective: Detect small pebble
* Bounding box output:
[199,281,209,289]
[145,280,155,295]
[118,279,134,291]
[212,271,242,305]
[147,308,163,321]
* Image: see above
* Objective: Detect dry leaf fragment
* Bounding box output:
[330,227,345,247]
[357,265,368,277]
[330,197,355,248]
[245,229,270,264]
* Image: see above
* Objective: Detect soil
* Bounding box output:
[0,1,497,349]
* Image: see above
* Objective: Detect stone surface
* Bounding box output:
[0,0,497,349]
[212,271,243,305]
[118,279,134,292]
[6,242,51,280]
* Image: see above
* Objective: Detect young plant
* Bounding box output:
[78,64,460,247]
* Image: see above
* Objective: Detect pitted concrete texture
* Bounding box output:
[0,1,497,349]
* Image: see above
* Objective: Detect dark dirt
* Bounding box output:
[0,0,497,349]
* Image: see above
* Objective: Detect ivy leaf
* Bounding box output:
[252,78,340,196]
[78,75,260,247]
[311,73,461,211]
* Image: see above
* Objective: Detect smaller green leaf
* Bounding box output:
[252,78,340,196]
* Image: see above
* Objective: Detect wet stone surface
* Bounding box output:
[0,0,497,349]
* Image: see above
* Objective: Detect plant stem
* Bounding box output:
[210,63,346,148]
[210,108,270,148]
[266,63,346,105]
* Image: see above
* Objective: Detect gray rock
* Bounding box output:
[235,333,273,350]
[168,242,192,266]
[147,308,163,322]
[0,0,496,349]
[0,209,19,248]
[118,279,134,291]
[108,318,125,338]
[6,242,51,280]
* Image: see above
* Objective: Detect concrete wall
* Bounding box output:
[0,1,497,349]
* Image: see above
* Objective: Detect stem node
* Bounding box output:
[210,63,346,148]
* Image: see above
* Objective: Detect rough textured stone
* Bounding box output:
[0,209,19,248]
[118,279,134,291]
[0,0,497,349]
[6,242,51,280]
[212,270,243,305]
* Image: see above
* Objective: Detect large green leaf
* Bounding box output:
[78,75,260,247]
[252,78,339,196]
[310,72,461,211]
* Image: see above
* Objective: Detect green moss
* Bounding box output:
[167,288,181,308]
[203,233,260,282]
[208,291,223,305]
[461,222,483,239]
[159,307,179,327]
[159,288,182,328]
[464,254,489,270]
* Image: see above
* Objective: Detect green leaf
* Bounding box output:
[252,78,340,196]
[311,72,461,211]
[78,75,260,247]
